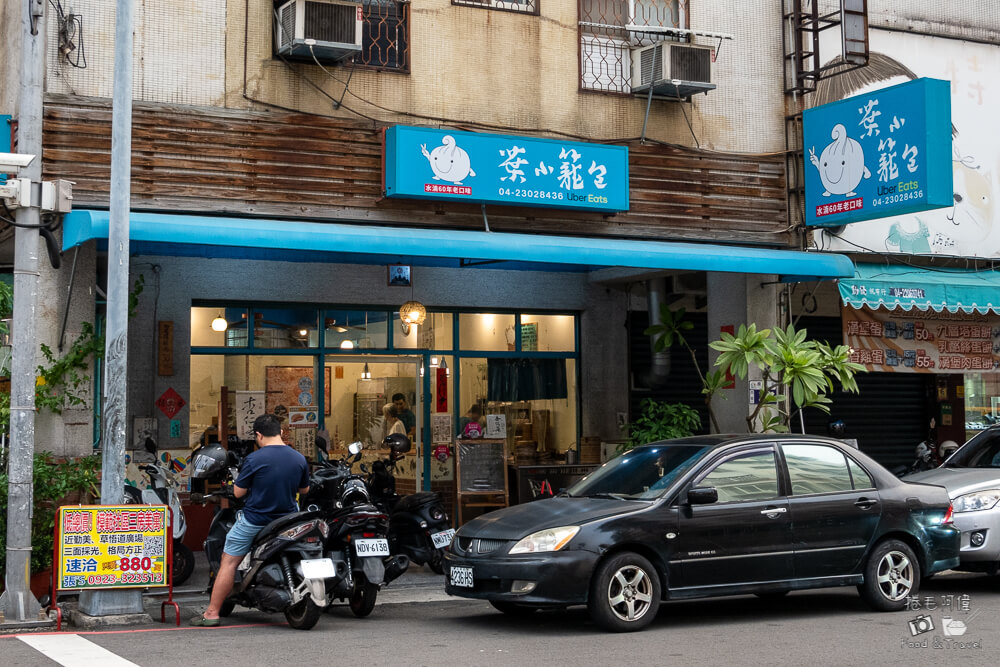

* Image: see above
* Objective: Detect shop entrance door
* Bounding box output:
[323,355,423,489]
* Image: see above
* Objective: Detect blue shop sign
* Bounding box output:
[383,126,629,213]
[803,78,952,227]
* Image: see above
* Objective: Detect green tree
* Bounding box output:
[709,323,865,433]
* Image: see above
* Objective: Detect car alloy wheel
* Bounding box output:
[859,539,920,611]
[588,552,661,632]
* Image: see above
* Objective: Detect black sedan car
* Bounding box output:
[444,435,959,632]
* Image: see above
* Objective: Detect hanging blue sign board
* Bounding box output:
[803,77,952,227]
[383,126,629,213]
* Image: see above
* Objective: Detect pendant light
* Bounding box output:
[211,313,228,332]
[440,358,450,377]
[361,362,371,381]
[399,300,427,326]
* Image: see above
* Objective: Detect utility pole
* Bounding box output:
[77,0,142,617]
[0,0,46,623]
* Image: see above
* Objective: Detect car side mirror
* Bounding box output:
[687,486,719,505]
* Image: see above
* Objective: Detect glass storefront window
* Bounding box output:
[391,311,452,350]
[190,354,319,456]
[324,310,387,350]
[459,313,516,351]
[460,357,578,457]
[191,306,247,347]
[249,308,319,348]
[520,313,575,352]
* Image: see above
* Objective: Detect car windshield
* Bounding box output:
[566,444,709,500]
[946,432,1000,468]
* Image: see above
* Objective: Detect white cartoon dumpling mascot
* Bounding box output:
[809,123,871,197]
[421,135,476,185]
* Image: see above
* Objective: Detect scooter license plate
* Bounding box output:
[299,558,337,580]
[431,528,456,549]
[354,538,390,557]
[450,566,474,588]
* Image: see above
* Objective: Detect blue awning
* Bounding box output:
[840,264,1000,314]
[62,210,853,280]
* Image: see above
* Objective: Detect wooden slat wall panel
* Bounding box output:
[42,96,791,246]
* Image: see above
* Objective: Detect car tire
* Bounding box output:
[489,600,539,616]
[588,552,661,632]
[858,539,920,611]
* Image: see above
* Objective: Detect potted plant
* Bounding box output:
[0,450,101,598]
[618,398,701,454]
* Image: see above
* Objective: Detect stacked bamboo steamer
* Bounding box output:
[580,436,602,464]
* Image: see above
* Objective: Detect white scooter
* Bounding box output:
[124,440,195,586]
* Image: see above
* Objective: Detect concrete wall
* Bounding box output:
[125,251,628,453]
[40,0,789,153]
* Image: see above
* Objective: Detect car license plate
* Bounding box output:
[354,538,390,557]
[450,566,474,588]
[431,528,456,549]
[299,558,337,580]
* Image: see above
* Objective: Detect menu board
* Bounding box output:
[456,439,506,493]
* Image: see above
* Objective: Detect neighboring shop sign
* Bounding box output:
[842,306,1000,373]
[383,125,629,213]
[56,505,169,591]
[804,78,952,227]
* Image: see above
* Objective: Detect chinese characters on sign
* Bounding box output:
[902,593,982,651]
[235,391,265,439]
[842,306,1000,373]
[804,78,953,227]
[56,505,169,591]
[384,126,629,213]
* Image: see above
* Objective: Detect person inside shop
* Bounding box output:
[190,413,310,627]
[392,392,416,439]
[382,403,407,439]
[457,404,485,437]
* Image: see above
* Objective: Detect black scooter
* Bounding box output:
[189,446,332,631]
[300,442,409,617]
[367,435,454,575]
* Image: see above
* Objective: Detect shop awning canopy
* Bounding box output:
[62,210,853,281]
[840,264,1000,314]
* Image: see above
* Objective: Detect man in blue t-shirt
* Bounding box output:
[191,413,310,626]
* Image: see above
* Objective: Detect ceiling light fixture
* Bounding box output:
[340,339,354,349]
[211,314,228,332]
[440,358,450,377]
[399,300,427,326]
[361,362,371,380]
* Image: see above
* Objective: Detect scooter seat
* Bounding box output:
[251,510,322,548]
[394,492,441,513]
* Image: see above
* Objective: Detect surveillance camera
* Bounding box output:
[0,152,36,173]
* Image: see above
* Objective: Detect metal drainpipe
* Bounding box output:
[646,278,671,386]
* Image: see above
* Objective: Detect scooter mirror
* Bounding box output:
[347,441,363,456]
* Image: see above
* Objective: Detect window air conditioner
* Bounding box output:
[275,0,363,63]
[629,42,716,100]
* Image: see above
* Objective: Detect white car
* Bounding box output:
[906,427,1000,575]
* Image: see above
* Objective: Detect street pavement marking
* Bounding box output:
[18,633,140,666]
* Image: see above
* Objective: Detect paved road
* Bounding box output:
[3,573,999,666]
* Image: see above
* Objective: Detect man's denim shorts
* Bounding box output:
[223,511,267,557]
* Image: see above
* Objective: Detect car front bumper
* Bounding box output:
[953,508,1000,564]
[443,548,599,605]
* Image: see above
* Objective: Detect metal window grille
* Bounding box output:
[356,0,410,72]
[452,0,539,16]
[579,0,682,93]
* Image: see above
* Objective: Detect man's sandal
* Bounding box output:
[189,614,221,627]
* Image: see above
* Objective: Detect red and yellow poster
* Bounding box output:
[56,505,170,591]
[843,306,1000,373]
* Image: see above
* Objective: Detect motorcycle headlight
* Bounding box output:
[953,489,1000,513]
[430,507,445,521]
[509,526,579,555]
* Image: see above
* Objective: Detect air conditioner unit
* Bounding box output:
[275,0,363,64]
[630,42,716,100]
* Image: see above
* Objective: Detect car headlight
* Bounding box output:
[953,489,1000,513]
[509,526,580,555]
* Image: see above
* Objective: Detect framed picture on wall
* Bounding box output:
[388,264,411,287]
